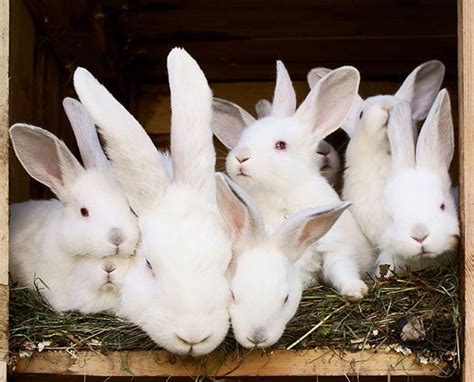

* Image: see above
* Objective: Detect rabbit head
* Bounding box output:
[254,78,341,185]
[73,49,244,356]
[212,61,359,193]
[68,255,134,314]
[381,90,459,261]
[307,61,445,140]
[9,123,139,259]
[216,174,350,348]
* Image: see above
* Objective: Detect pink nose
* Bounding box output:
[236,155,249,163]
[411,234,428,244]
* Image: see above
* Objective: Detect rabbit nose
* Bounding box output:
[317,148,330,157]
[108,227,125,246]
[411,224,429,243]
[103,263,117,274]
[175,333,211,346]
[235,155,249,164]
[247,328,267,346]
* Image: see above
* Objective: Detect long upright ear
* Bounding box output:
[294,66,360,145]
[271,61,296,117]
[215,173,264,247]
[272,201,351,262]
[9,124,84,200]
[212,98,256,149]
[395,60,445,121]
[73,67,170,215]
[307,67,332,89]
[167,48,216,198]
[255,99,272,119]
[416,89,454,178]
[63,97,110,171]
[387,100,416,175]
[307,67,363,138]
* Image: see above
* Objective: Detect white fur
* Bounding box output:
[9,122,139,312]
[376,90,459,275]
[212,64,374,300]
[217,174,350,348]
[334,61,445,247]
[74,48,242,356]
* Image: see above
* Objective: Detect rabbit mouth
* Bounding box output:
[237,169,250,177]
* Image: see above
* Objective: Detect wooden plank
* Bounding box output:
[115,0,456,41]
[0,0,7,379]
[11,350,449,377]
[459,1,474,382]
[125,37,457,82]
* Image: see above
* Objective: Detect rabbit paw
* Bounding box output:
[340,279,368,302]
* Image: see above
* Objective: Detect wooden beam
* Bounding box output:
[459,1,474,381]
[0,0,8,379]
[125,37,457,82]
[11,349,449,377]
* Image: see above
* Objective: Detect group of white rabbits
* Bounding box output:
[8,47,459,356]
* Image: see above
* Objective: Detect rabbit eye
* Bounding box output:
[146,259,153,271]
[359,111,364,119]
[283,294,289,305]
[80,207,89,217]
[440,203,446,211]
[231,290,236,302]
[275,140,287,150]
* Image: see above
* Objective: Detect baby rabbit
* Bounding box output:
[217,173,349,348]
[376,90,459,275]
[68,255,134,313]
[212,62,375,300]
[308,61,445,247]
[9,118,139,311]
[73,48,244,356]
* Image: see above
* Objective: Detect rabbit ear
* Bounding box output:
[271,61,296,117]
[167,48,216,199]
[395,60,445,121]
[307,67,332,89]
[212,98,256,149]
[215,173,265,247]
[73,67,171,215]
[387,100,416,175]
[63,97,110,171]
[307,67,363,138]
[272,201,351,263]
[294,66,360,146]
[9,124,84,200]
[416,89,454,178]
[255,99,272,119]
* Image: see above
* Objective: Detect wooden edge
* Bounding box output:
[10,349,448,377]
[0,360,6,382]
[459,0,473,382]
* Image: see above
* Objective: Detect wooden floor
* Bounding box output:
[10,349,451,378]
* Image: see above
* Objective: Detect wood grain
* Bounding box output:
[0,0,8,380]
[459,1,473,381]
[11,349,449,377]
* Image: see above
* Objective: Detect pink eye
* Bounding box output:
[440,203,446,211]
[275,140,287,150]
[283,294,289,304]
[80,207,89,217]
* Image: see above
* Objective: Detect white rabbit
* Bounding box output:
[9,122,139,311]
[251,63,342,185]
[212,62,375,300]
[309,62,445,247]
[216,173,350,348]
[254,97,341,186]
[73,48,243,356]
[376,90,459,275]
[68,255,134,314]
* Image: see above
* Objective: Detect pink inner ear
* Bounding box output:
[216,180,246,235]
[299,218,321,247]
